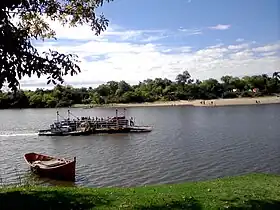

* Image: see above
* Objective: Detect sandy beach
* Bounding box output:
[73,96,280,108]
[191,96,280,107]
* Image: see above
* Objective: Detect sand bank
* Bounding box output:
[192,96,280,107]
[73,96,280,108]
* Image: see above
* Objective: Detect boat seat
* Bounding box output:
[32,159,66,167]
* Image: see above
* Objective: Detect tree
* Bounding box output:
[0,92,9,108]
[273,71,280,81]
[91,92,104,104]
[199,78,223,99]
[271,71,280,93]
[221,75,233,85]
[221,75,234,91]
[176,70,191,85]
[107,81,119,95]
[230,77,245,91]
[1,73,280,109]
[248,75,267,92]
[0,0,113,91]
[43,93,57,108]
[175,70,191,93]
[29,93,45,108]
[95,84,110,97]
[261,74,269,93]
[116,81,132,96]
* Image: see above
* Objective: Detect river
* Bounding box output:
[0,104,280,187]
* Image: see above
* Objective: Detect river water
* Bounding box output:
[0,104,280,187]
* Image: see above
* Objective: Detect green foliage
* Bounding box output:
[0,71,280,109]
[176,70,191,84]
[0,0,113,91]
[0,173,280,209]
[222,91,238,99]
[240,90,254,98]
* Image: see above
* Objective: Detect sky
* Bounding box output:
[19,0,280,90]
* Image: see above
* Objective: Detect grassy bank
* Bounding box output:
[1,173,280,209]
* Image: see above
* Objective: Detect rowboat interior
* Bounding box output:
[25,153,70,168]
[24,152,76,181]
[32,159,67,169]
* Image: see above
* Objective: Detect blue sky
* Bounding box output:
[98,0,279,45]
[21,0,280,89]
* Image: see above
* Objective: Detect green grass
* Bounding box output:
[1,173,280,209]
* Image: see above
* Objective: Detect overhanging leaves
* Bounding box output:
[0,0,113,91]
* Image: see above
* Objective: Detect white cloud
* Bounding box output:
[178,28,203,35]
[236,38,244,42]
[36,16,167,43]
[208,43,224,49]
[180,46,193,53]
[209,24,231,30]
[252,43,280,52]
[228,43,250,50]
[18,19,280,90]
[140,35,167,43]
[229,50,254,60]
[260,51,277,57]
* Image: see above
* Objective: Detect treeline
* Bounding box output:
[0,71,280,109]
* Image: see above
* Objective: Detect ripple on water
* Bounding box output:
[1,105,280,187]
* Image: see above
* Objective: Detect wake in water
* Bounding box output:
[0,133,38,137]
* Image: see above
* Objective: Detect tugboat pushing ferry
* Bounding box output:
[38,109,152,136]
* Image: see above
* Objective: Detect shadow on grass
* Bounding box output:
[0,190,112,210]
[134,198,202,210]
[224,199,280,210]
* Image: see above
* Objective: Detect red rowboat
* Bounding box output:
[24,152,76,181]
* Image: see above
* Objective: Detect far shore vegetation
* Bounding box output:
[0,173,279,209]
[0,71,280,109]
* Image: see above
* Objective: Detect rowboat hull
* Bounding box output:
[24,153,76,181]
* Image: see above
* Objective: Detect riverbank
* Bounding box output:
[73,96,280,108]
[192,96,280,107]
[1,173,279,209]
